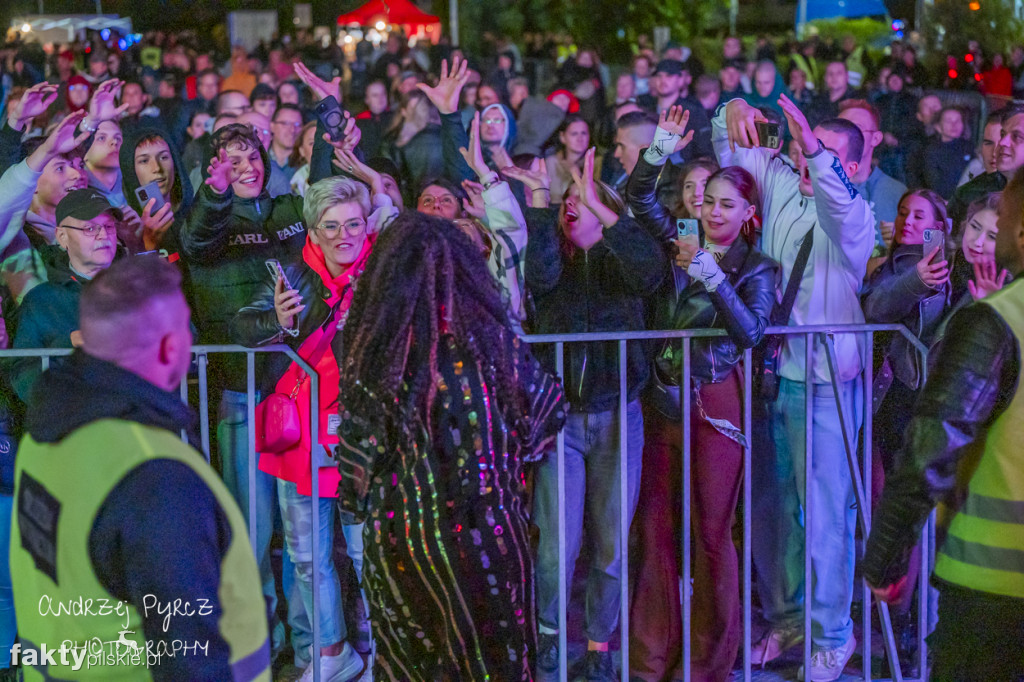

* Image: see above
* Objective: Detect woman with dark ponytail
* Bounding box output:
[334,212,565,681]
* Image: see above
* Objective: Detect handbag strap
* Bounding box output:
[772,228,815,326]
[289,300,344,399]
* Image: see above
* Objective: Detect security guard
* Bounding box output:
[10,257,270,681]
[864,167,1024,681]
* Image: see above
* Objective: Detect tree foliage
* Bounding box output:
[922,0,1024,58]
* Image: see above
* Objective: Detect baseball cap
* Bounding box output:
[56,189,123,226]
[654,59,686,76]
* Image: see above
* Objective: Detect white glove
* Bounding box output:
[687,249,726,291]
[643,125,680,166]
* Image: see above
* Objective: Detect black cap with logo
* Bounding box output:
[56,189,123,226]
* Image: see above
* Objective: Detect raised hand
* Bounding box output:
[501,157,550,192]
[87,79,129,124]
[968,257,1010,300]
[274,276,304,329]
[777,93,816,157]
[647,105,695,164]
[321,111,360,152]
[724,99,768,150]
[140,199,175,251]
[28,111,90,172]
[461,180,487,220]
[205,148,240,195]
[915,244,950,289]
[333,147,382,195]
[7,82,59,130]
[569,147,619,227]
[879,221,896,249]
[458,112,491,179]
[294,62,342,104]
[415,55,470,115]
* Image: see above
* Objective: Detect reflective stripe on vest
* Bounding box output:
[935,280,1024,598]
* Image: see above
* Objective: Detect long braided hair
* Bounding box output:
[339,211,529,453]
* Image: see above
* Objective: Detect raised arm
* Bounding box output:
[416,56,475,184]
[712,99,779,205]
[180,149,238,263]
[779,93,874,258]
[627,105,695,244]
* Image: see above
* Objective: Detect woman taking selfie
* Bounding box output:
[231,176,396,680]
[625,105,780,682]
[334,213,565,681]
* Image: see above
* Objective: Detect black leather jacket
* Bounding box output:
[229,259,338,397]
[863,299,1020,588]
[862,243,950,390]
[626,152,780,385]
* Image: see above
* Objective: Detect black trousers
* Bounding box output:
[931,581,1024,682]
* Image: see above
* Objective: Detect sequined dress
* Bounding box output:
[337,335,565,681]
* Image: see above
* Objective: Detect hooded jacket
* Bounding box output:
[525,207,667,412]
[180,133,308,390]
[119,124,194,259]
[231,235,375,497]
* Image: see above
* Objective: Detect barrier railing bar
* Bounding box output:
[742,348,753,682]
[198,352,210,462]
[311,356,321,680]
[823,333,901,682]
[618,339,629,682]
[555,341,568,682]
[803,332,813,675]
[246,352,257,552]
[681,338,693,681]
[862,331,874,682]
[179,374,189,444]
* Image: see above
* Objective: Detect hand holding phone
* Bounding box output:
[676,218,700,249]
[268,260,303,329]
[922,228,944,264]
[315,96,345,143]
[754,121,781,149]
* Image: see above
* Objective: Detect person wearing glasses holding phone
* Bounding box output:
[6,189,123,404]
[231,176,396,680]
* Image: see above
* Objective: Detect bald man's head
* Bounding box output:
[80,257,193,392]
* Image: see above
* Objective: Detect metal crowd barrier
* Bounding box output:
[522,323,933,682]
[3,324,935,682]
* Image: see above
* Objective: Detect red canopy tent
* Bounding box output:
[336,0,440,27]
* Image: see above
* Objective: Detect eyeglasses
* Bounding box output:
[482,117,505,125]
[273,120,303,130]
[315,219,366,238]
[60,223,117,238]
[419,194,457,209]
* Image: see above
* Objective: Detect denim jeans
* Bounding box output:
[217,389,283,650]
[535,400,644,643]
[0,494,13,668]
[278,479,345,651]
[752,377,862,648]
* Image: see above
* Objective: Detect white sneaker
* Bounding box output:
[798,635,857,682]
[298,642,366,682]
[751,626,804,666]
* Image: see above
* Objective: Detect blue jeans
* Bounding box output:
[278,480,345,652]
[217,390,283,650]
[752,378,863,648]
[0,494,13,668]
[535,400,644,643]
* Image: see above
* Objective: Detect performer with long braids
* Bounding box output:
[334,211,565,681]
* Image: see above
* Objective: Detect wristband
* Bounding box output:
[80,118,98,133]
[644,126,680,166]
[481,172,500,190]
[687,249,726,291]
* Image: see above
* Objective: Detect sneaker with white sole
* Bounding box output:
[751,625,804,666]
[798,635,857,682]
[298,642,365,682]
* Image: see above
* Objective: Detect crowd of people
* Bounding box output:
[0,22,1023,682]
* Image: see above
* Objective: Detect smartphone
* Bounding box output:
[922,228,944,262]
[755,120,781,149]
[134,181,166,213]
[315,95,345,143]
[676,218,700,249]
[265,259,293,290]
